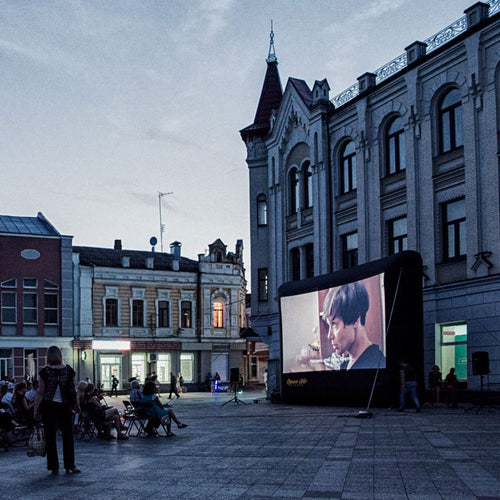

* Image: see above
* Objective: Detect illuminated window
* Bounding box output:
[257,194,267,226]
[388,217,408,255]
[181,301,192,328]
[156,353,171,383]
[342,232,358,269]
[23,293,37,324]
[386,116,405,175]
[131,353,146,382]
[1,292,16,324]
[213,301,224,328]
[439,323,467,380]
[340,141,356,194]
[443,198,466,260]
[158,300,170,328]
[24,349,37,381]
[180,353,194,382]
[439,88,463,154]
[44,294,58,324]
[105,299,118,326]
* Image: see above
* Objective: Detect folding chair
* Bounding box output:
[129,401,157,437]
[74,410,97,441]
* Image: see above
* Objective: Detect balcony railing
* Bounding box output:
[332,0,499,109]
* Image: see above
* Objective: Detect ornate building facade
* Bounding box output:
[73,239,246,391]
[241,2,500,395]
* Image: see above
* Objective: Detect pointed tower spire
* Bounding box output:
[240,24,283,141]
[267,20,277,63]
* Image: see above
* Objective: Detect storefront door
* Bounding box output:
[100,355,121,389]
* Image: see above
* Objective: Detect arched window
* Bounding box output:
[289,168,299,214]
[257,194,267,226]
[439,88,463,154]
[340,141,356,194]
[303,163,313,208]
[386,116,405,175]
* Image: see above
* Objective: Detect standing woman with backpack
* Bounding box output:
[34,345,81,475]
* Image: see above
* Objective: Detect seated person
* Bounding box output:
[0,406,30,444]
[25,380,38,404]
[81,383,128,440]
[1,383,15,415]
[11,382,34,428]
[129,380,142,402]
[141,380,188,437]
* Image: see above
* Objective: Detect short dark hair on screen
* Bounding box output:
[321,282,369,326]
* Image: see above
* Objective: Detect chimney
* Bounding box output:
[170,241,182,259]
[114,239,122,250]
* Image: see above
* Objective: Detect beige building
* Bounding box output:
[72,239,246,391]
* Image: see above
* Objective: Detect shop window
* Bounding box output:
[132,299,144,327]
[250,356,257,379]
[181,301,192,328]
[131,353,146,382]
[44,294,58,324]
[1,291,16,324]
[340,141,356,194]
[105,298,119,327]
[258,268,269,301]
[23,292,37,324]
[0,349,13,380]
[180,353,194,382]
[439,323,467,380]
[213,301,224,328]
[443,198,466,260]
[158,300,170,328]
[342,232,358,269]
[257,194,267,226]
[157,353,171,383]
[388,217,408,255]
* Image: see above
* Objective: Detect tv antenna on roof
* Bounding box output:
[158,191,173,253]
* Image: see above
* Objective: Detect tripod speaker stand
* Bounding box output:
[223,368,248,406]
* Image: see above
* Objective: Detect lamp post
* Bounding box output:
[158,191,173,253]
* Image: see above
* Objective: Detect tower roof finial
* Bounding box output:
[267,20,277,63]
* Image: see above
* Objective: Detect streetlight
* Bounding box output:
[158,191,173,253]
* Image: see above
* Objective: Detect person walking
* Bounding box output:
[110,375,119,397]
[398,360,421,413]
[168,372,179,399]
[34,345,81,475]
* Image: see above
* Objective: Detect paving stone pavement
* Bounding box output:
[1,389,499,499]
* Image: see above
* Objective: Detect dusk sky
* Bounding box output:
[1,0,474,269]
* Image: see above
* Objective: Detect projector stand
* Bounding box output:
[223,383,248,406]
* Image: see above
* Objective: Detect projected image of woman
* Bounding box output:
[321,282,385,370]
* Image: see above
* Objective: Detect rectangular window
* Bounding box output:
[131,353,146,382]
[443,198,466,260]
[105,298,118,326]
[1,291,16,324]
[180,353,194,382]
[213,301,224,328]
[389,217,408,255]
[158,300,170,328]
[181,301,192,328]
[305,243,314,279]
[23,278,37,289]
[342,232,358,269]
[0,349,13,380]
[23,293,37,324]
[157,353,171,382]
[439,323,467,380]
[258,268,269,301]
[44,294,58,324]
[132,299,144,327]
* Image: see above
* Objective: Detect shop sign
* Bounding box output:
[92,340,131,351]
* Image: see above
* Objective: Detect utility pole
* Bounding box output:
[158,191,173,253]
